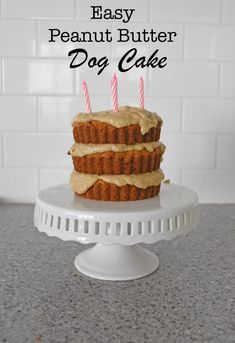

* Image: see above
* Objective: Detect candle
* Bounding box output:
[82,80,91,113]
[140,76,144,109]
[111,73,118,112]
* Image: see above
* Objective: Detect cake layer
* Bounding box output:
[73,121,161,144]
[72,106,162,135]
[70,105,165,200]
[77,180,161,201]
[71,145,165,175]
[70,169,164,195]
[69,141,164,157]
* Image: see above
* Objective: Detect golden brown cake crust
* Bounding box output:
[73,121,161,144]
[77,180,161,201]
[72,147,163,175]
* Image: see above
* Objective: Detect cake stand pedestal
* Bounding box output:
[34,184,199,281]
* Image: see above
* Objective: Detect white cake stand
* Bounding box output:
[34,183,199,281]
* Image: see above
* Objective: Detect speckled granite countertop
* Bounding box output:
[0,204,235,343]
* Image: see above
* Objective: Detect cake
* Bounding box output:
[69,106,165,201]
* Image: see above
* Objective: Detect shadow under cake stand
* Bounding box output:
[34,183,199,281]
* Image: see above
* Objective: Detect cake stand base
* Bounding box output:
[34,183,199,281]
[74,244,159,281]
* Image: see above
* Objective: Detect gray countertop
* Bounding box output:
[0,204,235,343]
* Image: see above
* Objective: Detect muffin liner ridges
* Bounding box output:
[72,147,164,175]
[78,180,161,201]
[73,121,161,144]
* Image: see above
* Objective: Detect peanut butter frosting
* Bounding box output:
[69,141,165,157]
[70,169,165,194]
[72,106,162,135]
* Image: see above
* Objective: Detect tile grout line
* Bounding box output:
[1,132,5,168]
[73,57,77,94]
[180,167,235,171]
[182,24,186,60]
[1,93,235,99]
[2,93,235,100]
[38,168,40,192]
[35,20,39,57]
[179,98,183,133]
[218,62,222,98]
[1,58,3,93]
[146,66,149,97]
[36,95,39,132]
[0,167,72,171]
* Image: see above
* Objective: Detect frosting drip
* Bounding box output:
[72,106,162,135]
[70,141,165,157]
[70,169,165,194]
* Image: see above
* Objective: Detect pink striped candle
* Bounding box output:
[111,73,118,112]
[82,80,91,113]
[140,76,144,109]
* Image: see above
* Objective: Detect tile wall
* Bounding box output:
[0,0,235,203]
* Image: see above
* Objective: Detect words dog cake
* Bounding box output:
[69,105,165,201]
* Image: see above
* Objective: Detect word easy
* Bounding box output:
[90,6,135,23]
[68,48,167,75]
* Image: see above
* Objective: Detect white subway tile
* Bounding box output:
[161,134,216,168]
[39,97,79,132]
[3,59,74,94]
[145,98,181,133]
[38,21,111,58]
[111,23,183,59]
[0,96,37,131]
[182,169,235,203]
[0,169,38,203]
[223,0,235,24]
[150,0,220,23]
[185,25,235,61]
[4,134,73,167]
[76,0,148,22]
[220,63,235,98]
[2,0,74,19]
[38,96,110,132]
[87,97,111,111]
[111,96,138,108]
[149,62,219,97]
[40,169,71,190]
[217,135,235,168]
[162,169,181,184]
[0,20,36,57]
[183,99,235,133]
[76,65,109,95]
[0,135,3,166]
[76,62,147,96]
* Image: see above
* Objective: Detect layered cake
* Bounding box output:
[69,106,165,201]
